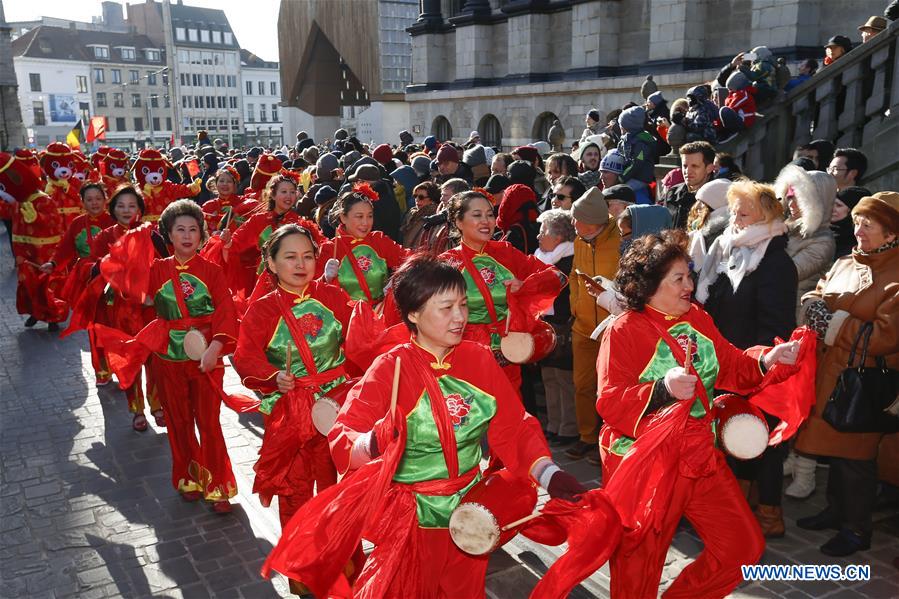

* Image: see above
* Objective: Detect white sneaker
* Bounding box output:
[783,451,797,478]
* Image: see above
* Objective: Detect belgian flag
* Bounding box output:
[66,120,84,149]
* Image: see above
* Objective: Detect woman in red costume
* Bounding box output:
[41,182,115,383]
[90,186,166,431]
[595,230,800,598]
[439,191,565,392]
[144,200,238,512]
[200,166,257,235]
[316,185,410,304]
[224,175,316,302]
[262,255,585,598]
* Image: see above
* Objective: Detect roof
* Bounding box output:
[12,25,163,65]
[240,48,278,69]
[170,3,232,28]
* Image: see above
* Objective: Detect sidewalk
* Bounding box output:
[1,231,897,598]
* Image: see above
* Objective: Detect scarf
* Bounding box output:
[534,242,574,317]
[696,220,787,303]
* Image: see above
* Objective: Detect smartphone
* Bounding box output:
[575,270,605,293]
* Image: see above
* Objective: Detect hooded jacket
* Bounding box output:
[774,165,837,321]
[621,205,672,253]
[496,184,540,255]
[616,107,657,185]
[683,86,718,143]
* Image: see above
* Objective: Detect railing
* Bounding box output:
[666,19,899,187]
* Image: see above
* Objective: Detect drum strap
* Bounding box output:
[643,313,711,413]
[335,234,374,303]
[169,260,192,319]
[407,347,460,478]
[275,288,323,379]
[459,244,502,334]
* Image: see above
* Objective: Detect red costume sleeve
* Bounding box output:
[228,212,265,257]
[371,231,411,269]
[162,180,199,200]
[90,226,117,259]
[49,215,81,268]
[315,281,354,330]
[313,239,336,279]
[232,293,280,394]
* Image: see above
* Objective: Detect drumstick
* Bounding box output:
[389,356,401,420]
[683,337,694,372]
[501,511,542,532]
[285,344,293,375]
[504,312,512,337]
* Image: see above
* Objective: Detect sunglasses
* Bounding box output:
[554,193,572,200]
[414,194,430,200]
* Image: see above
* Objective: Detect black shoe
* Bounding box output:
[24,316,38,327]
[47,322,60,332]
[543,430,558,443]
[565,441,598,460]
[797,508,840,531]
[820,528,870,557]
[550,435,579,447]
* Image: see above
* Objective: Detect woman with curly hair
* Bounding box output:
[315,185,410,304]
[596,230,800,598]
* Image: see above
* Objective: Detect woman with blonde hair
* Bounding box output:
[698,179,797,537]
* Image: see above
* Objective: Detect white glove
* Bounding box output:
[663,367,698,400]
[595,289,625,315]
[324,258,339,282]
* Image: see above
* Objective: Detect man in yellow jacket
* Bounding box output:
[566,188,620,464]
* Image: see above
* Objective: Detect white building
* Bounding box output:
[240,49,283,148]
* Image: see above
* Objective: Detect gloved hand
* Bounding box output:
[368,416,398,458]
[663,366,698,400]
[547,470,587,501]
[323,258,340,282]
[595,289,624,315]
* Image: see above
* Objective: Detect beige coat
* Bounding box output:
[795,244,899,480]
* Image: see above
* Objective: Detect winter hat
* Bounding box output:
[411,155,432,178]
[599,149,627,175]
[247,147,263,159]
[349,164,381,182]
[858,16,887,33]
[790,157,817,171]
[619,106,646,133]
[373,143,393,167]
[297,138,315,152]
[234,159,251,179]
[571,187,610,225]
[532,141,552,157]
[334,128,349,141]
[302,146,320,164]
[169,147,184,162]
[640,75,658,99]
[835,186,870,212]
[825,35,853,54]
[496,184,538,231]
[646,91,665,107]
[507,160,536,186]
[316,153,340,181]
[513,146,539,164]
[485,174,511,195]
[853,191,899,235]
[314,185,338,206]
[687,85,709,103]
[602,184,636,205]
[695,179,732,211]
[726,71,751,92]
[424,136,438,151]
[399,130,414,145]
[587,109,601,123]
[435,145,460,164]
[341,150,361,170]
[468,131,480,141]
[750,46,773,62]
[463,145,487,167]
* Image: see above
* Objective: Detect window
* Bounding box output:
[121,47,136,60]
[189,51,201,64]
[92,46,109,59]
[202,51,212,65]
[150,95,159,108]
[76,75,87,93]
[32,101,45,126]
[270,81,277,96]
[231,118,239,131]
[224,32,233,45]
[212,30,221,44]
[147,72,157,86]
[227,75,236,87]
[146,49,160,61]
[180,73,188,86]
[216,75,224,87]
[162,71,168,85]
[178,49,189,63]
[188,28,198,42]
[111,69,121,84]
[272,103,279,121]
[166,117,172,130]
[260,105,267,122]
[200,30,210,43]
[115,117,126,131]
[152,117,160,131]
[432,115,452,141]
[96,92,107,107]
[134,117,143,131]
[229,96,237,109]
[247,103,254,121]
[29,73,40,92]
[93,68,104,83]
[182,96,189,108]
[192,74,201,86]
[478,114,503,148]
[258,81,264,95]
[204,74,213,87]
[206,95,214,107]
[113,93,124,107]
[132,93,142,107]
[217,96,225,108]
[79,102,90,125]
[130,70,139,83]
[164,95,170,108]
[175,27,186,41]
[245,81,252,95]
[195,96,203,108]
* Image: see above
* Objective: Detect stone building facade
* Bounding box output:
[406,0,885,149]
[0,3,25,150]
[240,49,283,148]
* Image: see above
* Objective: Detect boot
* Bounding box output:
[738,479,751,499]
[737,479,759,509]
[785,455,816,499]
[783,451,797,478]
[755,504,785,538]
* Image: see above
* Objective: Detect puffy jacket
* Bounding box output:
[569,220,621,337]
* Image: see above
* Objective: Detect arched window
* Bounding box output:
[532,111,559,142]
[478,114,503,149]
[432,115,452,142]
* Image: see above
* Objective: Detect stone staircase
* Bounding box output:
[656,18,899,191]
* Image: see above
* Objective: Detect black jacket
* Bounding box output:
[541,254,574,369]
[663,182,698,230]
[703,234,798,349]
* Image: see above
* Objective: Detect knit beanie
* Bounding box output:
[695,179,732,211]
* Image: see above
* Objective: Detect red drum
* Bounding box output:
[448,469,538,556]
[311,378,358,436]
[714,394,770,460]
[500,320,557,364]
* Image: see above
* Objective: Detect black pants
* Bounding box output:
[728,412,786,505]
[825,457,877,539]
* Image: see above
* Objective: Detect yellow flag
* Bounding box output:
[66,120,84,148]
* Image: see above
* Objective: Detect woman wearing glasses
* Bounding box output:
[400,181,439,249]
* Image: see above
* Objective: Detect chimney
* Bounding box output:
[102,1,125,27]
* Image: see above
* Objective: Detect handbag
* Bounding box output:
[823,322,899,433]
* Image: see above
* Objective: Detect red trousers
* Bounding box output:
[86,326,111,383]
[16,266,66,322]
[416,528,489,599]
[154,357,236,501]
[270,432,336,527]
[609,452,765,598]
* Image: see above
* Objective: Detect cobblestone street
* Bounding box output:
[1,232,898,598]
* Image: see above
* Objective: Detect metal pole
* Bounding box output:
[147,96,155,147]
